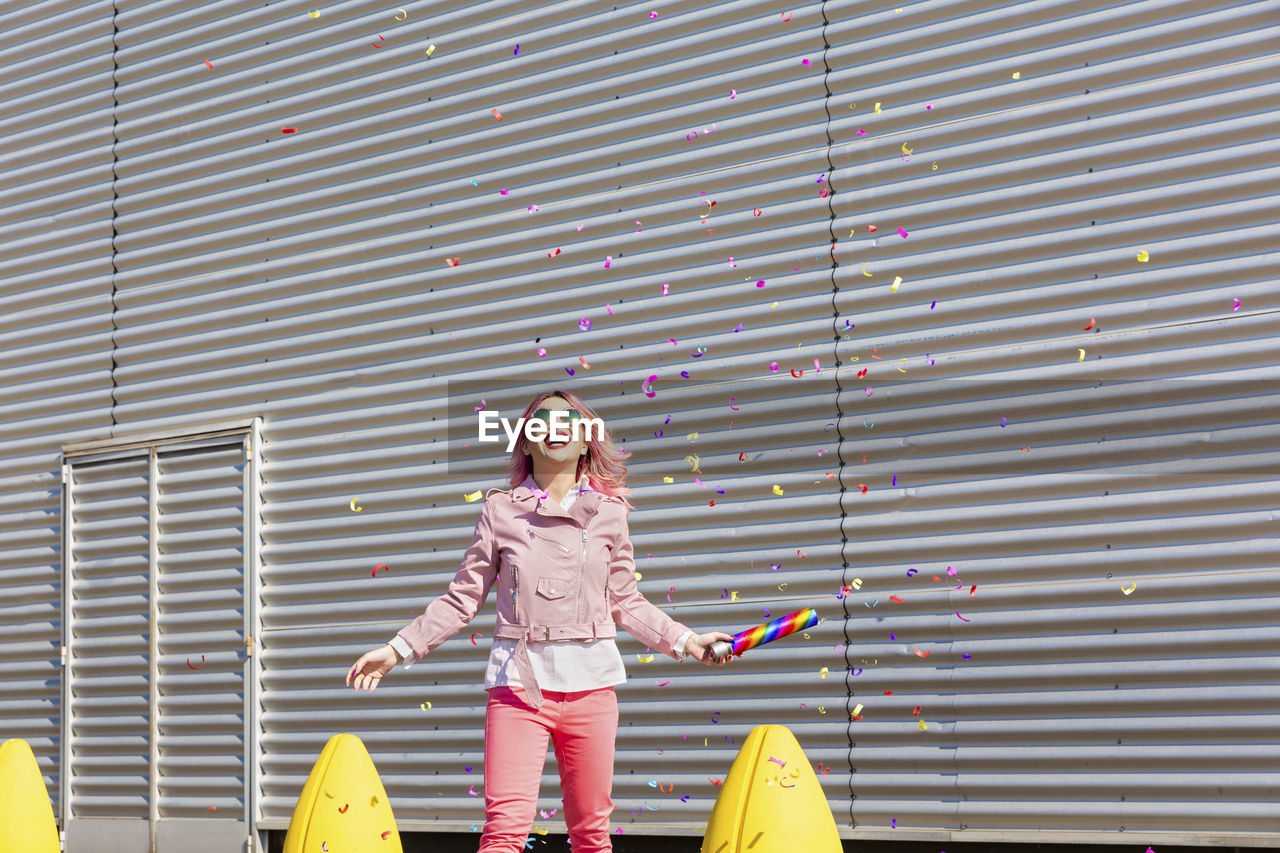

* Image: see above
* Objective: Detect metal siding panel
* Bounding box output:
[825,0,1280,841]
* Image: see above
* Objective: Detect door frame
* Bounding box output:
[61,417,263,852]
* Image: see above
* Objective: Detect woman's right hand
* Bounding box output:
[346,644,401,692]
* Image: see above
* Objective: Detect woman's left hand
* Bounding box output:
[685,632,736,665]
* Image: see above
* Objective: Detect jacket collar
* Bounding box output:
[513,473,602,522]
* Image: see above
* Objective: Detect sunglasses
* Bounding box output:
[531,407,584,423]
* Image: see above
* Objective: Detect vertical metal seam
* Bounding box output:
[148,447,159,853]
[60,460,73,837]
[108,0,120,428]
[817,0,854,829]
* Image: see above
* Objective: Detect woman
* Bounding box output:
[347,389,735,853]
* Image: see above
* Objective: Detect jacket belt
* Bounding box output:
[492,622,618,709]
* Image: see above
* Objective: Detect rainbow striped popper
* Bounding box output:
[708,607,819,661]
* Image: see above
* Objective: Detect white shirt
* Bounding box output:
[389,476,695,690]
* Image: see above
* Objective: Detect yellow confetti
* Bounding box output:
[1136,249,1150,262]
[901,142,913,156]
[426,43,436,56]
[818,667,829,678]
[1077,348,1086,362]
[852,703,864,716]
[730,590,739,602]
[308,9,321,17]
[634,571,642,580]
[394,7,407,19]
[464,490,483,502]
[663,476,674,483]
[349,497,362,512]
[1121,582,1137,595]
[685,454,700,471]
[818,706,826,714]
[931,162,938,170]
[874,102,881,114]
[890,275,902,293]
[778,583,788,591]
[420,702,431,711]
[850,578,863,589]
[861,263,872,277]
[918,718,928,730]
[687,432,699,441]
[637,653,655,663]
[1011,71,1021,79]
[772,484,784,495]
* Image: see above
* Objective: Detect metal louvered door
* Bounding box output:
[63,455,153,853]
[65,435,255,853]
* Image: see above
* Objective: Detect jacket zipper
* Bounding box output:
[575,518,590,623]
[512,561,520,625]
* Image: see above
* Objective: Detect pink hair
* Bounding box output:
[505,389,633,509]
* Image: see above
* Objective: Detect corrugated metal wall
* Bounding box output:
[824,0,1280,843]
[0,0,118,829]
[1,0,1278,849]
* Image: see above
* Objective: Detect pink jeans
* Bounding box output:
[479,685,618,853]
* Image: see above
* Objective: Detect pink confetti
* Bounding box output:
[604,256,612,269]
[955,612,970,622]
[768,361,779,372]
[755,280,766,287]
[897,227,908,238]
[661,283,669,295]
[925,103,933,110]
[649,10,658,19]
[729,89,736,99]
[802,58,811,66]
[536,347,546,357]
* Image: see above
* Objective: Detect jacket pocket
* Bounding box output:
[535,577,570,600]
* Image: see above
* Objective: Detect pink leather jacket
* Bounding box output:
[395,475,691,708]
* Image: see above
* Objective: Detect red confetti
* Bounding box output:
[371,563,389,577]
[280,127,297,133]
[1082,317,1096,331]
[186,655,205,670]
[889,595,904,603]
[913,648,930,658]
[203,59,213,70]
[339,803,349,813]
[969,584,977,597]
[490,108,504,121]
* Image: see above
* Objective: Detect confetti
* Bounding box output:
[425,44,436,56]
[1083,317,1096,331]
[818,667,829,678]
[890,275,902,293]
[917,719,927,731]
[464,490,483,502]
[913,648,930,658]
[1078,348,1086,362]
[395,8,407,19]
[536,347,546,357]
[1136,249,1149,262]
[649,10,658,18]
[579,317,592,331]
[350,497,362,512]
[372,34,386,48]
[1231,298,1241,311]
[604,256,612,269]
[444,257,460,267]
[308,10,321,17]
[491,108,504,121]
[420,702,431,710]
[547,248,561,257]
[730,89,737,99]
[802,58,811,66]
[772,484,783,495]
[956,612,970,622]
[186,655,205,670]
[203,59,213,69]
[1122,582,1137,595]
[281,127,298,134]
[710,711,721,723]
[371,563,389,577]
[1012,71,1021,79]
[514,44,519,56]
[780,10,793,21]
[874,102,881,114]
